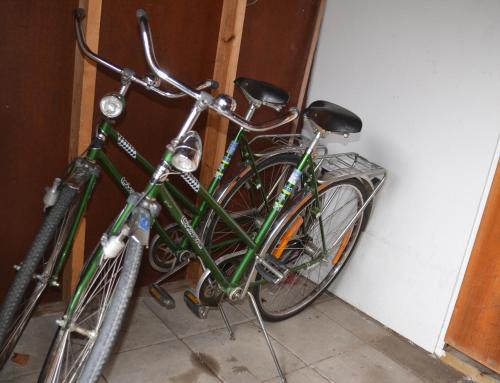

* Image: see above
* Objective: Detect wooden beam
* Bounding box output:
[63,0,102,302]
[186,0,246,286]
[291,0,326,135]
[199,0,247,188]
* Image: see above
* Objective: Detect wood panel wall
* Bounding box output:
[0,0,324,297]
[0,1,79,300]
[84,0,223,286]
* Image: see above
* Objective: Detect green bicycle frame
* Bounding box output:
[52,118,266,281]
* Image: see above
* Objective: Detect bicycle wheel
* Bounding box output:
[253,178,369,321]
[38,238,142,383]
[0,185,80,369]
[148,223,183,272]
[202,153,302,257]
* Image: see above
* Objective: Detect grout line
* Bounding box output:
[145,298,226,383]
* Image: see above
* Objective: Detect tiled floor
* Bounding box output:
[0,282,468,383]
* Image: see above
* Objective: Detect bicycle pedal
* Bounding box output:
[149,283,175,309]
[255,257,289,285]
[183,289,209,320]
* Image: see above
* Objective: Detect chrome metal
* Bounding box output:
[213,94,237,113]
[75,10,215,100]
[136,9,200,100]
[319,152,386,184]
[228,287,243,302]
[195,250,246,299]
[330,176,386,248]
[218,304,235,340]
[244,103,258,121]
[305,131,322,156]
[151,161,170,184]
[255,257,286,284]
[135,9,299,132]
[241,264,258,298]
[152,256,192,286]
[247,292,287,383]
[248,133,328,159]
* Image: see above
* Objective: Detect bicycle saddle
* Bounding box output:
[304,100,362,134]
[235,77,289,109]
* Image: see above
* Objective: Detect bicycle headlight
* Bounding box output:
[99,93,124,119]
[171,131,202,173]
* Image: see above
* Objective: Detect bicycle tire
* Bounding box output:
[253,178,369,321]
[202,153,302,257]
[38,238,143,383]
[0,185,79,369]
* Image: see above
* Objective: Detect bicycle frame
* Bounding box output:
[51,117,268,282]
[64,120,322,316]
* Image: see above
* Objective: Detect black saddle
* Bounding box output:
[235,77,289,109]
[304,100,362,134]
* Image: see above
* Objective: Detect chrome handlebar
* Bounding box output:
[74,8,218,98]
[135,9,299,132]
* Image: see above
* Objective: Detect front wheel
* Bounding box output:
[253,178,370,321]
[38,238,143,383]
[0,185,80,369]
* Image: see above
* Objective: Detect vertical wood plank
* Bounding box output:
[63,0,102,302]
[199,0,247,188]
[186,0,246,285]
[445,161,500,372]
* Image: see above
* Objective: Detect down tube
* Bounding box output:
[157,181,230,288]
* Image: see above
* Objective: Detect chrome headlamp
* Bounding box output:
[171,131,202,173]
[99,93,125,119]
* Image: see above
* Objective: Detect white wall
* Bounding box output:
[307,0,500,352]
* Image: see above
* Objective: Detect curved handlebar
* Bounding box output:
[73,8,216,98]
[135,9,299,132]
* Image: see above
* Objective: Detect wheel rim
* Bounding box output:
[0,199,79,365]
[207,157,299,257]
[258,182,364,317]
[149,225,182,272]
[42,243,128,382]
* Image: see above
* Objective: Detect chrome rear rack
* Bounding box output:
[318,152,386,184]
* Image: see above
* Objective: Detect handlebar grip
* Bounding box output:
[209,80,219,90]
[136,9,149,21]
[74,8,86,20]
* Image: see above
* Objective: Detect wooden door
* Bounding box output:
[446,161,500,373]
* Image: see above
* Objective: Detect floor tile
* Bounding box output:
[371,334,467,383]
[0,314,59,380]
[263,366,332,383]
[103,339,221,383]
[143,291,249,339]
[315,343,426,383]
[183,322,305,383]
[114,297,176,353]
[314,297,391,343]
[263,306,364,364]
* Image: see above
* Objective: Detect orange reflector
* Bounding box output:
[332,228,352,265]
[272,216,304,259]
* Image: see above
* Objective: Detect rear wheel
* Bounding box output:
[202,153,302,257]
[0,185,80,369]
[253,178,369,321]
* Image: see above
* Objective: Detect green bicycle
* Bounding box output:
[35,9,386,383]
[0,10,300,373]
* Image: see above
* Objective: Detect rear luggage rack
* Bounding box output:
[318,152,386,183]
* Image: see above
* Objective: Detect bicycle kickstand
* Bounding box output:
[218,303,236,340]
[247,291,287,383]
